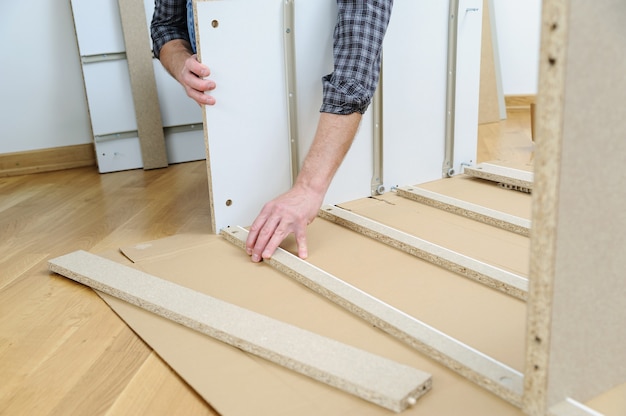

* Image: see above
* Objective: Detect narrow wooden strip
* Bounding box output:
[118,0,168,169]
[396,185,531,236]
[0,144,96,178]
[48,250,431,412]
[318,206,528,300]
[549,399,605,416]
[221,226,524,407]
[464,163,533,190]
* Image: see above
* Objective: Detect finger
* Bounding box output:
[294,227,308,260]
[261,224,290,260]
[250,217,281,263]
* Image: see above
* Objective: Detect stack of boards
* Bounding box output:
[50,162,535,415]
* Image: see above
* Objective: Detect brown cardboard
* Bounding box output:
[92,209,528,415]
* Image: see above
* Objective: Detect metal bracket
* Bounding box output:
[283,0,300,185]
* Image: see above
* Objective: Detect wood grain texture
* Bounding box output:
[0,162,214,415]
[0,144,96,178]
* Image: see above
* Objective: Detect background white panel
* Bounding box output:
[82,60,138,136]
[165,129,207,164]
[153,61,203,127]
[95,136,144,173]
[492,0,541,95]
[382,0,450,189]
[293,0,373,205]
[197,0,292,231]
[71,0,125,55]
[453,0,483,173]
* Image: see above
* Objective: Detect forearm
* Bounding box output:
[294,112,362,197]
[158,39,194,84]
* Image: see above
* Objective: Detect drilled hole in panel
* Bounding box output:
[211,20,219,28]
[225,199,232,206]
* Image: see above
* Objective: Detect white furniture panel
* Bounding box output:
[381,0,450,189]
[153,61,203,127]
[71,0,125,55]
[95,135,143,172]
[453,0,483,173]
[197,0,292,231]
[165,128,206,164]
[82,60,137,136]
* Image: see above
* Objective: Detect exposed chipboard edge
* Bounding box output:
[549,398,605,416]
[221,226,524,407]
[48,250,431,413]
[464,163,533,191]
[318,205,528,300]
[396,185,531,236]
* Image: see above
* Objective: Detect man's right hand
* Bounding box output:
[179,54,216,106]
[159,39,216,106]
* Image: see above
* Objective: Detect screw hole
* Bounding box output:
[225,199,232,206]
[211,20,219,28]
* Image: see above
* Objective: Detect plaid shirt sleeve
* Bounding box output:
[150,0,192,59]
[321,0,394,115]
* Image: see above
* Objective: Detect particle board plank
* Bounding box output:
[396,185,530,236]
[222,226,524,407]
[318,205,528,300]
[117,0,168,169]
[48,250,432,413]
[524,0,626,413]
[464,162,533,190]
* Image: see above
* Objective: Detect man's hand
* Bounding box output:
[245,185,324,262]
[244,112,362,263]
[159,39,215,106]
[178,54,216,106]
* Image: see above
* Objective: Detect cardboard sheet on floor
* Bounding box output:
[94,208,528,415]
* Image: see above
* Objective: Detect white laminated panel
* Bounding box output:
[196,0,292,232]
[94,135,143,173]
[164,128,206,164]
[453,0,482,172]
[382,0,481,189]
[153,61,203,127]
[82,60,137,136]
[382,0,449,189]
[71,0,125,55]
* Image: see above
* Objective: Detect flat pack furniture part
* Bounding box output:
[523,0,626,414]
[117,0,167,169]
[48,250,432,413]
[317,205,528,300]
[195,0,483,233]
[464,162,534,192]
[396,185,531,236]
[221,226,525,407]
[70,0,205,173]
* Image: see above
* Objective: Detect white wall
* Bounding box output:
[0,1,92,154]
[492,0,542,95]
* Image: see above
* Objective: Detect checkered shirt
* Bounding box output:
[150,0,393,114]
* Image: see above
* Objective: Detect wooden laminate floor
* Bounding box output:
[0,110,534,415]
